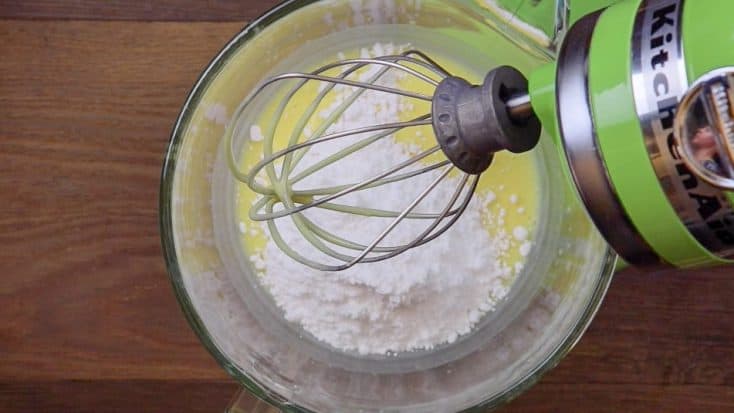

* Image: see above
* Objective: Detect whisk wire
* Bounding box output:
[245,117,432,192]
[356,171,477,263]
[236,58,402,194]
[300,170,470,255]
[249,145,441,221]
[343,165,454,269]
[290,159,452,198]
[264,166,470,271]
[289,116,432,184]
[276,58,430,180]
[226,50,485,271]
[226,53,446,179]
[280,55,446,177]
[402,50,453,78]
[261,171,477,271]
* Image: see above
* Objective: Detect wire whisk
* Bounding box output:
[225,50,540,271]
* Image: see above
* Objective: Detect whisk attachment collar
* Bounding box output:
[431,66,541,174]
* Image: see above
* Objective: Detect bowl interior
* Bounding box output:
[161,1,616,412]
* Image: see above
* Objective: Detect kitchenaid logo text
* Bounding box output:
[643,0,734,246]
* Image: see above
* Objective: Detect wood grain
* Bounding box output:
[504,383,734,413]
[2,381,732,413]
[0,380,239,413]
[0,20,243,381]
[1,15,734,413]
[553,268,734,387]
[0,0,280,21]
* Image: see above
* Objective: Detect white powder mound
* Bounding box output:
[245,43,529,355]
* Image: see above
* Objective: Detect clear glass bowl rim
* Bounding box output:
[159,0,617,411]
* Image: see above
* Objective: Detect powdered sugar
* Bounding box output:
[513,226,529,241]
[241,43,533,355]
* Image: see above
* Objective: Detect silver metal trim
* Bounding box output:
[631,0,734,258]
[506,93,534,120]
[557,11,666,268]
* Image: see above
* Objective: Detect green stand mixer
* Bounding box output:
[527,0,734,270]
[161,0,734,411]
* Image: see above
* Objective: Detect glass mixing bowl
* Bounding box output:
[160,0,617,411]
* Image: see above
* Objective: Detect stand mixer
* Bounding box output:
[230,0,734,272]
[528,0,734,270]
[161,0,734,411]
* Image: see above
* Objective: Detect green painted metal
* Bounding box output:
[513,0,734,267]
[568,0,620,23]
[528,63,558,144]
[588,0,724,267]
[681,0,734,79]
[529,62,571,183]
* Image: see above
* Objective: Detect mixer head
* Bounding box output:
[226,51,541,271]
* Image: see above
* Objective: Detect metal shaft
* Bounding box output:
[506,93,534,121]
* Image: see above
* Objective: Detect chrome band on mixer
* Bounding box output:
[631,0,734,258]
[556,11,665,268]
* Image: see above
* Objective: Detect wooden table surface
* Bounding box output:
[1,1,733,412]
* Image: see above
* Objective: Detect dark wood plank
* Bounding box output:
[0,20,244,381]
[0,0,281,21]
[2,380,733,413]
[546,267,734,387]
[0,380,240,413]
[504,383,734,413]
